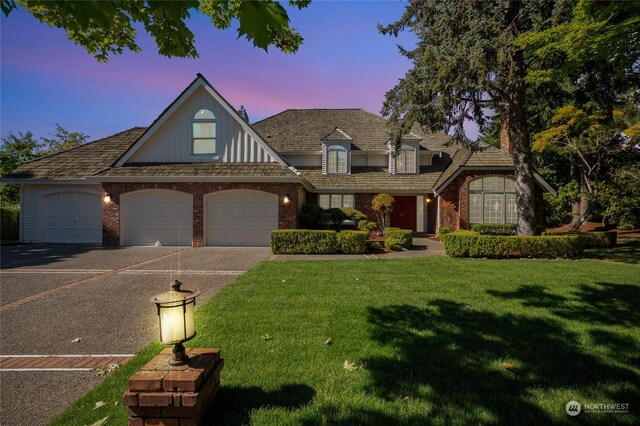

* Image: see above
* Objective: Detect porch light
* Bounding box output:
[283,194,291,204]
[151,280,201,366]
[103,194,111,204]
[426,197,432,204]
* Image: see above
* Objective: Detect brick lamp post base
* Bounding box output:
[124,348,223,426]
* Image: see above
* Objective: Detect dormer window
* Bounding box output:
[327,144,348,174]
[192,108,216,155]
[396,145,417,174]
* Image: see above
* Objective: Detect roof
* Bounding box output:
[322,127,352,141]
[5,128,146,180]
[299,154,451,192]
[96,162,297,178]
[252,109,450,152]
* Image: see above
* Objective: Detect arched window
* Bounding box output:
[192,108,216,155]
[468,176,517,224]
[327,144,347,174]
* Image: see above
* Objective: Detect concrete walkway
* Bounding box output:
[271,237,445,261]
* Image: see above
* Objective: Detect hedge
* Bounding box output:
[438,226,452,240]
[443,233,585,258]
[541,231,616,248]
[336,231,368,254]
[385,228,413,250]
[271,230,337,254]
[470,223,517,236]
[1,205,19,241]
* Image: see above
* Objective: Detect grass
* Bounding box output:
[52,243,640,425]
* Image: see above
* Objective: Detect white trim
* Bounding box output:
[19,184,24,243]
[416,196,425,233]
[436,195,441,233]
[534,172,557,196]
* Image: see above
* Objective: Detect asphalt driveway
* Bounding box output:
[0,244,271,426]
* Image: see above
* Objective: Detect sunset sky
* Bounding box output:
[0,1,478,142]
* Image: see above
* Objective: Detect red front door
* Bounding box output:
[390,196,417,231]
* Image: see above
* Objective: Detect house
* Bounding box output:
[4,74,555,247]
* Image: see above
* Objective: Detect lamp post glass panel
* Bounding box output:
[151,280,201,365]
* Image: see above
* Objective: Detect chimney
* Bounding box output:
[238,105,249,123]
[500,113,513,155]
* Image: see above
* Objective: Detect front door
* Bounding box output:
[390,196,417,231]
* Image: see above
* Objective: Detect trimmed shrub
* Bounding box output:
[367,241,382,252]
[541,231,617,248]
[443,232,585,258]
[438,226,452,240]
[340,207,367,224]
[300,203,325,229]
[1,205,19,241]
[385,228,413,250]
[358,220,377,233]
[336,231,368,254]
[470,223,517,236]
[271,230,337,254]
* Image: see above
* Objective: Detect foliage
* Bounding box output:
[300,203,325,230]
[371,193,394,235]
[336,231,368,254]
[270,230,337,254]
[357,220,377,233]
[385,228,413,250]
[470,224,517,236]
[0,125,90,205]
[2,0,310,61]
[0,205,19,241]
[366,241,382,252]
[443,233,585,258]
[322,208,349,230]
[532,105,640,230]
[599,162,640,230]
[543,181,577,228]
[437,226,451,240]
[339,207,367,224]
[542,231,616,248]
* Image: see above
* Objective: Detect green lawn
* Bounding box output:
[53,243,640,425]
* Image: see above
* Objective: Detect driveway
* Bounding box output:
[0,244,271,426]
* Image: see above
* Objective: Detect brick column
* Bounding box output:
[124,348,223,425]
[103,189,120,246]
[192,191,204,247]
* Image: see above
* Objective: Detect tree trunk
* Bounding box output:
[570,158,582,227]
[508,52,537,236]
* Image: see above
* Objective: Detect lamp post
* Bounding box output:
[151,280,201,366]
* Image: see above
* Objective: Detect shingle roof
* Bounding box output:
[96,162,297,177]
[322,127,352,141]
[252,109,450,152]
[5,128,146,179]
[298,154,451,191]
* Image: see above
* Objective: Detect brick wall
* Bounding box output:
[102,182,301,246]
[438,171,544,230]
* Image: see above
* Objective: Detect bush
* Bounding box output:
[541,231,616,248]
[438,226,452,240]
[385,228,413,250]
[358,220,377,233]
[470,223,517,236]
[336,231,368,254]
[1,205,19,241]
[340,207,367,224]
[443,232,585,258]
[300,203,325,229]
[271,230,337,254]
[367,241,382,252]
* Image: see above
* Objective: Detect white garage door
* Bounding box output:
[205,190,278,246]
[43,192,102,243]
[121,189,193,246]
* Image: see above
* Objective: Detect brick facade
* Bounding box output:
[102,182,300,246]
[437,171,544,230]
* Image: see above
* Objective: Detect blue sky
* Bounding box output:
[0,1,479,142]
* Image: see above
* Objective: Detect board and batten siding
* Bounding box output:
[20,184,102,243]
[128,86,276,164]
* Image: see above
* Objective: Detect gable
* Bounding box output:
[117,76,286,166]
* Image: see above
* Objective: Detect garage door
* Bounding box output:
[121,189,193,246]
[43,191,102,243]
[205,190,278,246]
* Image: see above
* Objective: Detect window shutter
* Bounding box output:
[322,143,328,175]
[347,143,352,175]
[415,146,420,175]
[388,142,396,175]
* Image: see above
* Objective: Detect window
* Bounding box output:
[318,194,354,209]
[192,108,216,155]
[468,176,517,224]
[327,145,348,174]
[395,146,416,173]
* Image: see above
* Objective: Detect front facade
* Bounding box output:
[5,74,554,247]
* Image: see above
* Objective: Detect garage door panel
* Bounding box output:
[43,192,102,243]
[122,189,193,246]
[205,190,277,247]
